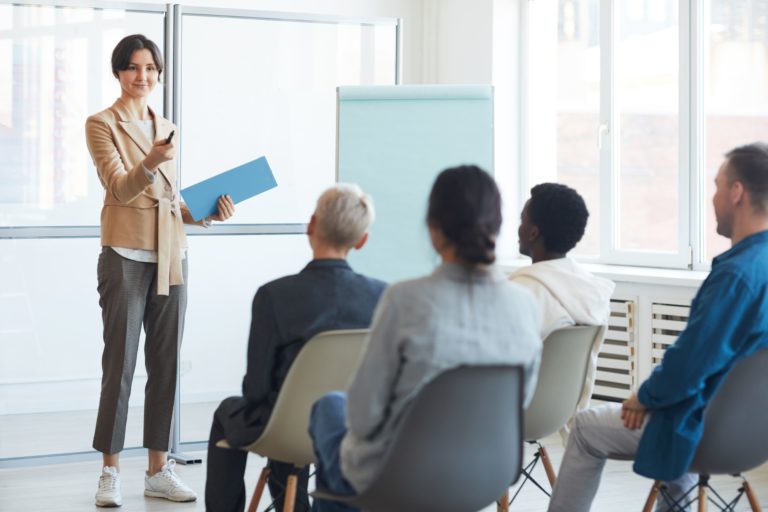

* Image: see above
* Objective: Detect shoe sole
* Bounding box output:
[144,490,197,502]
[95,499,122,507]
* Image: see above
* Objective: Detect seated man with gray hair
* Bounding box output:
[205,184,386,512]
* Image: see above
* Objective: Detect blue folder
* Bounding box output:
[180,156,277,221]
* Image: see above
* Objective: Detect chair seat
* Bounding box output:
[310,489,355,504]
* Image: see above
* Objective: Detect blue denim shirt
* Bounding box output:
[635,230,768,481]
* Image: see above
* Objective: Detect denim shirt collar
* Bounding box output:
[712,230,768,268]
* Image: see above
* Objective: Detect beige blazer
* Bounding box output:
[86,99,196,295]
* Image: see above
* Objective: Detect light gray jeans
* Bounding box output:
[547,403,696,512]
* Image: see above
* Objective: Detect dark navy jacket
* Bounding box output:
[220,259,385,447]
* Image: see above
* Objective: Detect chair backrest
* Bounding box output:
[352,365,525,512]
[690,347,768,475]
[243,329,369,466]
[524,325,605,441]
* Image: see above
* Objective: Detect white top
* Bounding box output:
[111,120,186,263]
[509,258,615,426]
[508,258,614,339]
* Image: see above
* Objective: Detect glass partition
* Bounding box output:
[176,8,398,443]
[178,9,398,226]
[0,3,166,229]
[0,2,166,460]
[0,1,400,461]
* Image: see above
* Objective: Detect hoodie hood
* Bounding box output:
[509,258,615,326]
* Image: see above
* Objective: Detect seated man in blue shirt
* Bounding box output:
[204,184,386,512]
[547,142,768,512]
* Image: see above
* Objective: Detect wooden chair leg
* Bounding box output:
[247,467,271,512]
[743,479,762,512]
[283,473,298,512]
[642,481,661,512]
[539,445,557,487]
[496,489,509,512]
[697,483,707,512]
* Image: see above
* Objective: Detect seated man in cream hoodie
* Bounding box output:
[510,183,615,437]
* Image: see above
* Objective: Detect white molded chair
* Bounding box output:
[502,324,605,510]
[216,329,369,512]
[642,347,768,512]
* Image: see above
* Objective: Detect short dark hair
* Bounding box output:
[725,142,768,212]
[527,183,589,254]
[427,165,502,264]
[111,34,164,79]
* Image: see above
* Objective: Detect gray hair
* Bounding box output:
[314,183,375,248]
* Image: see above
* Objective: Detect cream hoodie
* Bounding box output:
[509,258,615,440]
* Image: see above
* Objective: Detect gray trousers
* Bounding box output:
[548,403,697,512]
[93,247,188,454]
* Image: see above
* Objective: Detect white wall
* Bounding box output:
[419,0,493,83]
[418,0,523,260]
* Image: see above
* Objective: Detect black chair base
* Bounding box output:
[506,441,556,506]
[643,474,761,512]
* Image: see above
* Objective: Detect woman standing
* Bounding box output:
[85,34,234,507]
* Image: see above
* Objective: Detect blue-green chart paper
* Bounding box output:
[337,85,494,283]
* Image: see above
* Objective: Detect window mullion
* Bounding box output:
[689,0,707,270]
[599,0,615,263]
[677,1,697,268]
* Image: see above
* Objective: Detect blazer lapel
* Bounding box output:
[118,120,153,156]
[152,112,176,190]
[110,100,153,155]
[111,100,177,191]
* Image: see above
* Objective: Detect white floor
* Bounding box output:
[3,433,768,511]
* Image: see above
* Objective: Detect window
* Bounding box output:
[525,0,601,257]
[703,0,768,260]
[521,0,760,269]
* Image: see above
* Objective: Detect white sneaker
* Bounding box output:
[144,459,197,502]
[95,466,123,507]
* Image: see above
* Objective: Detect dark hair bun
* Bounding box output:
[427,165,502,265]
[455,227,497,264]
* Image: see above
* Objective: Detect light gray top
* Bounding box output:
[340,262,542,492]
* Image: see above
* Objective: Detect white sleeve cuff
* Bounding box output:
[142,163,156,181]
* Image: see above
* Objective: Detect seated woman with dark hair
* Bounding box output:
[308,165,543,512]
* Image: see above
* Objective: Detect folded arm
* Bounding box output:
[638,271,754,410]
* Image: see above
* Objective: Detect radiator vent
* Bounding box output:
[650,302,691,367]
[593,298,636,401]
